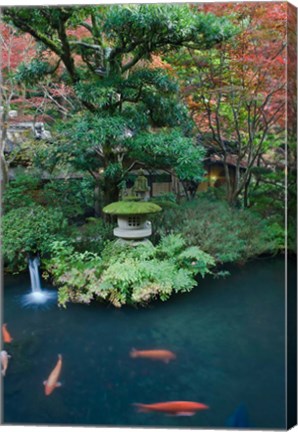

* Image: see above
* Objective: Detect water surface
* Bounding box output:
[3,257,288,428]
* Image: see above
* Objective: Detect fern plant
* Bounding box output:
[45,234,216,308]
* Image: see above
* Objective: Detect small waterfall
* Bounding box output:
[28,257,42,293]
[21,256,57,307]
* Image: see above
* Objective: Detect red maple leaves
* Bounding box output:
[1,23,36,71]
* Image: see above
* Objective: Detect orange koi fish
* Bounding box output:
[130,349,176,363]
[133,401,209,416]
[43,354,63,396]
[1,350,11,376]
[2,324,13,343]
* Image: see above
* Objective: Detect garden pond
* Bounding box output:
[2,256,291,428]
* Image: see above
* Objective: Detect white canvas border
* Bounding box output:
[0,1,297,432]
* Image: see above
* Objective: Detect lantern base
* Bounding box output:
[113,226,152,239]
[115,238,153,247]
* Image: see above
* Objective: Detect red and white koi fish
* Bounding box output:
[133,401,209,416]
[1,350,11,376]
[130,349,176,363]
[43,354,63,396]
[2,324,13,343]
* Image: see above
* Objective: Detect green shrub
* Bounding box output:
[3,171,42,212]
[150,199,179,211]
[248,171,291,252]
[69,217,114,254]
[45,235,216,308]
[2,204,68,272]
[3,171,95,220]
[43,177,95,219]
[149,192,179,211]
[44,241,103,307]
[152,198,279,264]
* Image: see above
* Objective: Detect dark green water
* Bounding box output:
[3,257,288,428]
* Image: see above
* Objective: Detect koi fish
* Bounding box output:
[2,324,13,343]
[133,401,209,416]
[1,351,11,376]
[130,349,176,363]
[43,354,63,396]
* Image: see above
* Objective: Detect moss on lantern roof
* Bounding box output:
[103,201,162,215]
[122,195,141,202]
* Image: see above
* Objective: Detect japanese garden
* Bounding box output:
[1,3,296,429]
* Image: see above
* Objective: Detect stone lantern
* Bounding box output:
[103,201,161,241]
[132,169,150,201]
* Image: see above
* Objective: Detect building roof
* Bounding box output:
[208,154,248,169]
[8,114,53,124]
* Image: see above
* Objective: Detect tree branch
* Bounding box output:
[121,51,144,73]
[4,10,62,57]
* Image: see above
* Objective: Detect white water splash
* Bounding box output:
[21,290,57,307]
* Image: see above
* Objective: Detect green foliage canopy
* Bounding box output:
[4,5,237,205]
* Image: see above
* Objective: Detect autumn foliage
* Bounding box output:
[0,23,36,71]
[190,2,287,131]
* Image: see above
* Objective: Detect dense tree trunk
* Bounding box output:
[222,158,233,203]
[243,173,252,208]
[0,156,9,192]
[93,180,119,218]
[182,180,199,200]
[181,182,190,201]
[94,181,101,217]
[103,179,119,206]
[171,174,182,202]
